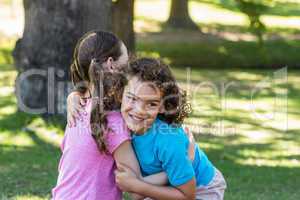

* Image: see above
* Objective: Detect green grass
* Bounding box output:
[1,44,300,199]
[1,1,300,197]
[137,35,300,68]
[135,0,300,31]
[172,67,300,200]
[0,63,64,199]
[134,0,300,69]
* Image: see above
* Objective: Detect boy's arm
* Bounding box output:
[116,163,196,200]
[134,178,196,200]
[142,172,168,186]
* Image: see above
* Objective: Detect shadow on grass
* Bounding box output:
[0,94,63,197]
[0,111,38,132]
[1,124,299,200]
[191,132,300,200]
[0,127,60,198]
[137,33,300,69]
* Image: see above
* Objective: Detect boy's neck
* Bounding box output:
[132,124,154,136]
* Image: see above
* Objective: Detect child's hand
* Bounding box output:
[131,193,145,200]
[115,163,139,192]
[184,126,195,162]
[67,92,87,127]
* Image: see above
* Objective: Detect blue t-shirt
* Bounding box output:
[132,118,215,187]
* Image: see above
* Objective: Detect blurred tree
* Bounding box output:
[13,0,112,117]
[235,0,270,46]
[166,0,199,30]
[112,0,135,53]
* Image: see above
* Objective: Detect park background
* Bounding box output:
[0,0,300,199]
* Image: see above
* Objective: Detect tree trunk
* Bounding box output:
[166,0,199,30]
[13,0,112,117]
[112,0,135,53]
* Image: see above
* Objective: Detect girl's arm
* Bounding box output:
[113,141,168,185]
[116,163,196,200]
[113,140,141,177]
[113,141,168,200]
[66,91,87,127]
[132,178,196,200]
[115,128,197,200]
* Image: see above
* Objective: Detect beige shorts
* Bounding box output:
[196,168,227,200]
[141,169,226,200]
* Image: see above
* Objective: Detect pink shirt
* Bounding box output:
[52,100,130,200]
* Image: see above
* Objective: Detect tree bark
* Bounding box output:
[13,0,112,117]
[112,0,135,53]
[166,0,199,30]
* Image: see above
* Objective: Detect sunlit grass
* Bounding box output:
[172,67,300,186]
[1,195,47,200]
[2,0,300,38]
[134,0,300,34]
[14,196,46,200]
[189,1,248,26]
[137,39,300,68]
[0,131,35,147]
[1,64,300,199]
[0,61,62,198]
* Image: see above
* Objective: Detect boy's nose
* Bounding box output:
[134,101,145,115]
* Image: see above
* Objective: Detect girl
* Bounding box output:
[52,31,168,200]
[115,58,227,200]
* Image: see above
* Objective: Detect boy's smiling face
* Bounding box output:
[121,76,163,134]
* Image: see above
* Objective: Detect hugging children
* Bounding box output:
[52,30,226,200]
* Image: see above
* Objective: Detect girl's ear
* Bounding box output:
[105,57,115,72]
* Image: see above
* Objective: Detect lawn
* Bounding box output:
[1,0,300,199]
[135,0,300,69]
[1,52,300,200]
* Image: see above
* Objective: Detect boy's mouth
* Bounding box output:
[128,113,145,123]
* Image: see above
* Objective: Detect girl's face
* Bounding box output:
[121,76,163,134]
[113,42,128,71]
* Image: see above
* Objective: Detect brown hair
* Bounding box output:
[127,58,191,124]
[70,30,126,152]
[70,30,122,93]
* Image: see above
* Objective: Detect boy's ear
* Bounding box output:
[159,104,165,114]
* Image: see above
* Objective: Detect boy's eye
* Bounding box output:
[148,102,159,107]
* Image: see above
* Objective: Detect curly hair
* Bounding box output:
[127,58,191,124]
